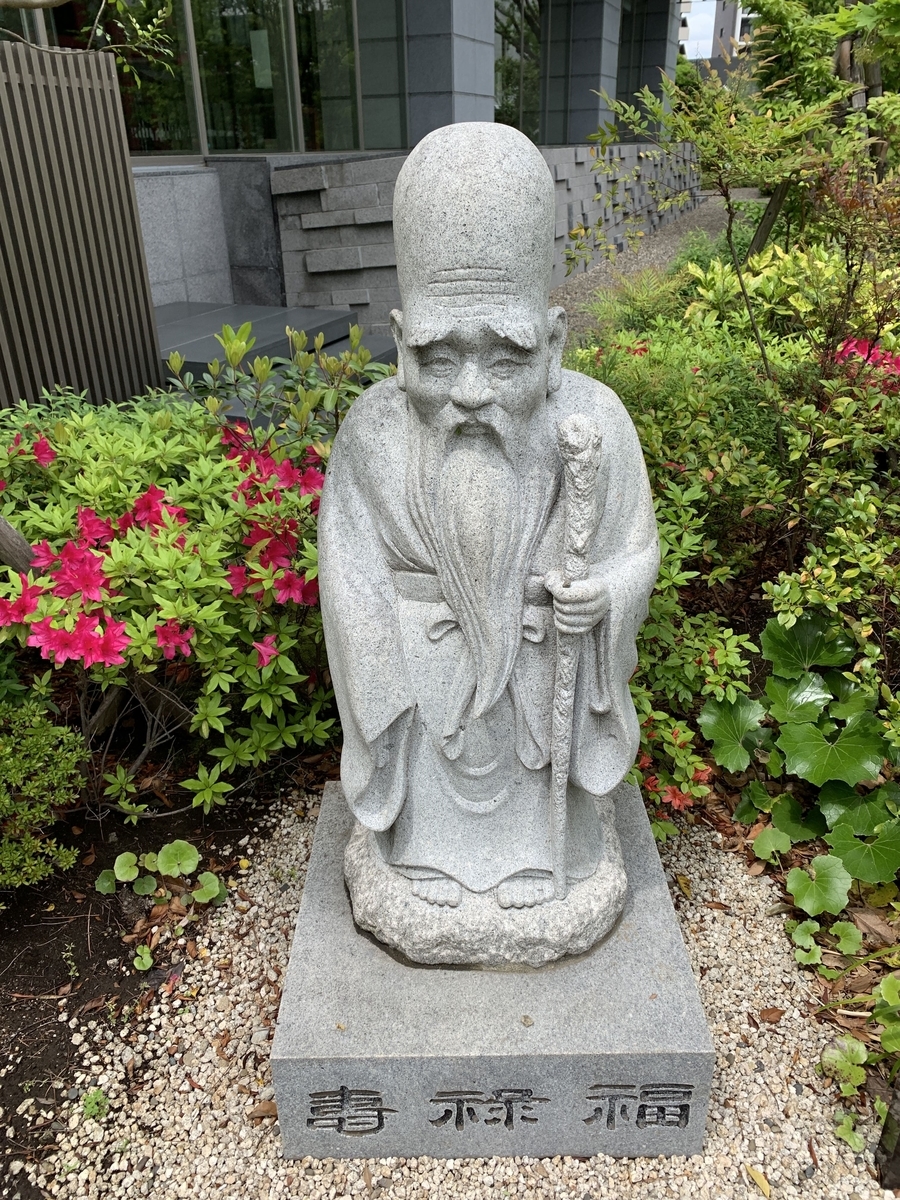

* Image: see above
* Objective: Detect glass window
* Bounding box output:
[494,0,572,146]
[357,0,405,149]
[295,0,358,151]
[41,0,201,154]
[616,0,648,103]
[192,0,298,151]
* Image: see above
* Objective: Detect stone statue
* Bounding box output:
[318,122,659,966]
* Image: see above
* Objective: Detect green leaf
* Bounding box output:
[771,794,827,842]
[824,821,900,885]
[777,712,886,787]
[157,839,200,879]
[834,1114,865,1153]
[139,851,158,872]
[132,875,157,896]
[764,672,831,724]
[795,945,823,965]
[133,945,153,971]
[791,918,820,949]
[113,852,139,883]
[651,819,679,843]
[830,921,863,955]
[824,671,875,720]
[821,1036,867,1090]
[95,869,116,895]
[787,854,852,916]
[752,825,791,862]
[746,779,775,812]
[760,613,855,679]
[697,694,766,772]
[733,792,760,823]
[818,780,891,834]
[191,871,220,904]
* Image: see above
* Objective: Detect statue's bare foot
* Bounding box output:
[411,876,462,907]
[496,875,556,909]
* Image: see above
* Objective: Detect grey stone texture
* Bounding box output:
[271,780,714,1158]
[317,124,659,966]
[405,0,495,145]
[132,166,233,308]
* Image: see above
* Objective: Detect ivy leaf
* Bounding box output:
[821,1036,867,1090]
[791,918,820,949]
[752,826,791,862]
[777,712,886,786]
[697,694,766,772]
[132,875,157,896]
[830,921,863,955]
[787,854,852,916]
[771,794,826,842]
[113,852,138,883]
[760,613,855,679]
[795,945,823,965]
[95,869,116,895]
[819,780,892,835]
[824,821,900,885]
[764,672,831,724]
[157,839,200,879]
[733,792,760,823]
[824,671,875,720]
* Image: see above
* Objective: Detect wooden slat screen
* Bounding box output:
[0,44,161,407]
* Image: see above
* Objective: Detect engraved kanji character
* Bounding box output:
[484,1088,549,1129]
[583,1084,639,1130]
[429,1090,488,1130]
[306,1087,396,1135]
[636,1084,693,1129]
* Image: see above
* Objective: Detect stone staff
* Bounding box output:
[550,414,604,900]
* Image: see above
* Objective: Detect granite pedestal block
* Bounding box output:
[272,782,713,1159]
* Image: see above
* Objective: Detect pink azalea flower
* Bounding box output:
[93,618,130,667]
[300,575,319,605]
[50,543,106,602]
[273,569,306,604]
[32,436,57,467]
[131,485,188,531]
[252,634,278,668]
[226,564,249,596]
[77,506,115,547]
[274,458,305,489]
[242,520,298,570]
[8,574,43,623]
[299,467,325,495]
[30,540,58,569]
[155,618,194,660]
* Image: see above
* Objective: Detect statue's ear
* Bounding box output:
[547,306,568,394]
[390,309,406,391]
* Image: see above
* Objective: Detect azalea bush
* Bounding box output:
[0,323,391,831]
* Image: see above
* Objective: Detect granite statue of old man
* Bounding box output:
[318,122,659,966]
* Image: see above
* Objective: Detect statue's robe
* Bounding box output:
[318,370,659,894]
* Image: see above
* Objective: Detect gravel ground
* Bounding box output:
[551,191,761,337]
[9,793,893,1200]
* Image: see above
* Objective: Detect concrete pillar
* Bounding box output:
[405,0,495,146]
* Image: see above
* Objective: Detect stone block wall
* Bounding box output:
[132,165,233,307]
[272,144,699,336]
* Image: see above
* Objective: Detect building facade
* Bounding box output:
[1,0,680,157]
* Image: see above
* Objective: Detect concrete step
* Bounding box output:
[155,302,360,376]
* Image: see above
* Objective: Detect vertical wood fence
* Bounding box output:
[0,44,161,407]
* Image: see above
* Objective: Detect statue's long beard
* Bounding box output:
[408,404,558,726]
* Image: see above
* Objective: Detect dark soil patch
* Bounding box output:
[0,749,338,1199]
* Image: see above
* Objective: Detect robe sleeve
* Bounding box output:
[318,416,415,830]
[569,388,660,796]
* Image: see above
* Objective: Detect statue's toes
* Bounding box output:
[496,876,555,909]
[411,877,462,907]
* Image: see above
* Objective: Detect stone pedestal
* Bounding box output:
[272,782,714,1159]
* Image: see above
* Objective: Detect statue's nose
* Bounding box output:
[450,362,495,410]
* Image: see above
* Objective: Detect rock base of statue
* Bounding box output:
[272,781,714,1160]
[344,794,627,967]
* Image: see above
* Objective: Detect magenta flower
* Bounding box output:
[155,618,194,660]
[50,543,106,602]
[226,563,249,596]
[32,436,56,467]
[252,634,278,668]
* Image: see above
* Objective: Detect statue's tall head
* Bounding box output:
[391,123,567,428]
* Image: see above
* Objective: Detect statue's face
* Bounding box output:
[392,310,567,435]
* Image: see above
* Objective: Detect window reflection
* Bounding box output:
[295,0,358,151]
[192,0,297,150]
[495,0,572,146]
[357,0,405,149]
[40,0,201,153]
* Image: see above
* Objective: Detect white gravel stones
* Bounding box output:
[23,798,893,1200]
